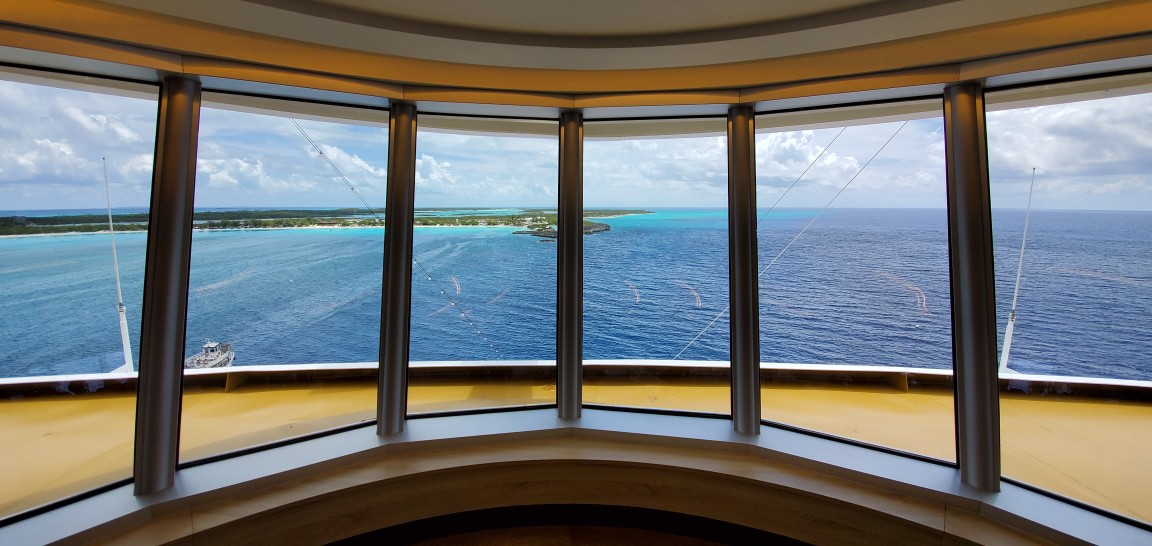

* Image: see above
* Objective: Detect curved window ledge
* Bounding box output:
[3,364,1150,527]
[1,409,1147,545]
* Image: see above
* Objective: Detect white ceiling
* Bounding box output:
[97,0,1116,70]
[309,0,887,37]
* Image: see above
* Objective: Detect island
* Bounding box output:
[0,208,652,236]
[512,221,611,238]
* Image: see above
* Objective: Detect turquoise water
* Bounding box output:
[0,208,1149,381]
[414,208,532,217]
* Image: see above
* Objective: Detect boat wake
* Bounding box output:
[674,279,702,308]
[875,270,930,314]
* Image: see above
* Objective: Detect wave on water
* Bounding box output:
[1053,265,1152,289]
[194,269,257,293]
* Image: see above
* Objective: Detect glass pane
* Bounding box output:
[407,122,558,414]
[583,128,730,414]
[755,109,955,461]
[0,76,156,517]
[988,88,1152,524]
[180,102,387,462]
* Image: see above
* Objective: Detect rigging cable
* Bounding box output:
[290,119,381,221]
[672,121,909,360]
[103,157,134,372]
[674,128,848,333]
[756,127,848,225]
[692,128,848,288]
[289,118,505,359]
[998,167,1036,374]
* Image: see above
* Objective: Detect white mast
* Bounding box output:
[104,158,134,373]
[999,168,1036,375]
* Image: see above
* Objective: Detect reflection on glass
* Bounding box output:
[0,76,156,517]
[582,131,730,413]
[407,124,558,414]
[988,89,1152,524]
[754,113,955,461]
[180,103,387,462]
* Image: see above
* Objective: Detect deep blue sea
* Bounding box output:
[0,208,1149,381]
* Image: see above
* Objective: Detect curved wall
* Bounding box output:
[45,414,1060,545]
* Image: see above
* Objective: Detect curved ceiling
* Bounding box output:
[3,0,1150,103]
[97,0,1117,70]
[244,0,948,44]
[308,0,890,37]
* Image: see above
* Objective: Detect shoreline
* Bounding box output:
[0,221,614,239]
[0,229,148,240]
[0,209,655,239]
[0,224,511,239]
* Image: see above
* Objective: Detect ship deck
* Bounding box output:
[2,362,1149,525]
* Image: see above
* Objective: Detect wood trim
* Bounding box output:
[1,2,1150,101]
[186,56,403,99]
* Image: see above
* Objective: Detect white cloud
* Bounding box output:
[0,80,156,209]
[61,106,143,144]
[316,143,387,182]
[415,153,458,190]
[208,170,239,187]
[3,77,1150,211]
[752,120,948,208]
[584,135,728,208]
[413,131,557,207]
[119,153,154,179]
[19,138,95,179]
[988,93,1152,209]
[196,157,317,193]
[187,109,390,207]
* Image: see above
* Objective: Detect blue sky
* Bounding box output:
[1,78,1150,211]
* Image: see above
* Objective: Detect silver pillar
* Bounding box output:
[557,110,584,419]
[728,106,761,434]
[378,102,418,435]
[134,77,201,495]
[944,82,1001,492]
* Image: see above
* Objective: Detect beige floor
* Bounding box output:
[2,380,1149,525]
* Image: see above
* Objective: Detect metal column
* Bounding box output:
[134,77,201,495]
[944,82,1001,492]
[728,106,761,434]
[378,102,418,435]
[557,110,584,420]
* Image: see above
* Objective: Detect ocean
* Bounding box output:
[0,208,1148,381]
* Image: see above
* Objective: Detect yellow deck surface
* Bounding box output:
[2,379,1149,525]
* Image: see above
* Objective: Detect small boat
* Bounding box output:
[184,339,235,369]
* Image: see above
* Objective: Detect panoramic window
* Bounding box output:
[754,103,955,461]
[0,73,157,517]
[987,81,1152,524]
[582,120,731,414]
[180,96,388,462]
[407,117,559,414]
